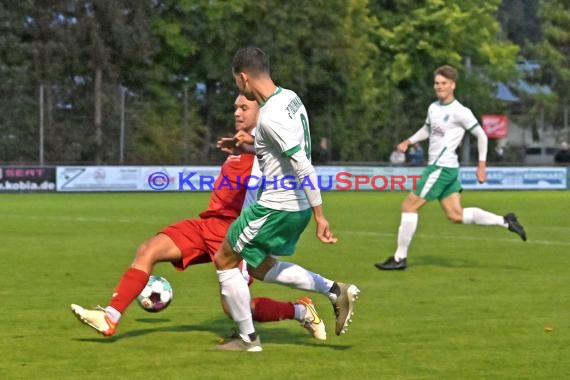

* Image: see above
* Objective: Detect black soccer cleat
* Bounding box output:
[375,256,407,270]
[504,213,527,242]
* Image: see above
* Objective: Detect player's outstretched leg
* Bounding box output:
[70,304,117,336]
[70,267,149,336]
[253,260,359,336]
[330,283,360,336]
[461,207,527,242]
[251,296,327,340]
[504,213,527,241]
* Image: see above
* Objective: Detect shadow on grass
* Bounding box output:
[72,317,351,350]
[412,255,524,271]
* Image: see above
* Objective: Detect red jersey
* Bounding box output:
[199,153,256,219]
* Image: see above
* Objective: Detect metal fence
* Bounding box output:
[2,84,569,167]
[0,83,174,165]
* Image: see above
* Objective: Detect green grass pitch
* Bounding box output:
[0,190,568,379]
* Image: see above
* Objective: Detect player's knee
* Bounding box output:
[247,264,267,280]
[213,253,224,270]
[134,242,154,262]
[446,211,463,224]
[248,257,276,280]
[401,199,411,212]
[130,242,158,272]
[213,249,235,270]
[401,195,422,213]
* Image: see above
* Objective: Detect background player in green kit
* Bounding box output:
[376,65,527,271]
[214,47,360,351]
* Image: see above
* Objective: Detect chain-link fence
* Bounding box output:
[0,83,220,165]
[2,83,569,166]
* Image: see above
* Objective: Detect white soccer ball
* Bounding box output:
[136,275,173,313]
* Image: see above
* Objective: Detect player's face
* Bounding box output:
[433,74,456,103]
[234,95,259,133]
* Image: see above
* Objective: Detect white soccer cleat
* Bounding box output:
[70,304,117,336]
[296,296,327,340]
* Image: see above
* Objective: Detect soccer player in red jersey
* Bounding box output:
[71,94,326,340]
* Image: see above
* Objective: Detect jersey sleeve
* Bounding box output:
[458,106,479,131]
[409,125,430,144]
[263,114,302,157]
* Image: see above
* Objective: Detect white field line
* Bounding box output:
[6,214,570,246]
[5,214,161,225]
[338,230,570,246]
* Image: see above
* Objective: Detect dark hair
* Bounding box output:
[232,47,270,77]
[434,65,458,82]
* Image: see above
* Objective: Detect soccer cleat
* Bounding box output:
[70,304,117,336]
[296,296,327,340]
[504,213,527,241]
[375,256,407,270]
[332,283,360,336]
[216,335,263,352]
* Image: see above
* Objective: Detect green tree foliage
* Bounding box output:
[65,0,158,163]
[0,0,54,162]
[534,0,570,125]
[149,0,383,162]
[0,0,526,164]
[238,0,382,162]
[1,1,160,164]
[498,0,541,53]
[367,0,519,160]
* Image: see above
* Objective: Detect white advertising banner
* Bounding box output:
[57,166,223,192]
[316,166,423,191]
[57,167,140,191]
[141,166,222,191]
[459,167,567,190]
[56,166,568,192]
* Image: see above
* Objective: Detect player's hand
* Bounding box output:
[315,216,338,244]
[217,137,237,148]
[216,137,239,155]
[233,130,254,146]
[397,140,411,153]
[476,161,487,184]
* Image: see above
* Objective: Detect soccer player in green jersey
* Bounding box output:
[376,65,527,271]
[214,47,360,351]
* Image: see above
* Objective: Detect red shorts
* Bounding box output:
[160,217,233,271]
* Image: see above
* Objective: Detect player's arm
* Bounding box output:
[398,125,430,152]
[469,125,488,183]
[217,131,255,155]
[289,150,337,244]
[233,130,256,154]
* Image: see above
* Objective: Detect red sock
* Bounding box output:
[108,268,149,313]
[252,297,295,322]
